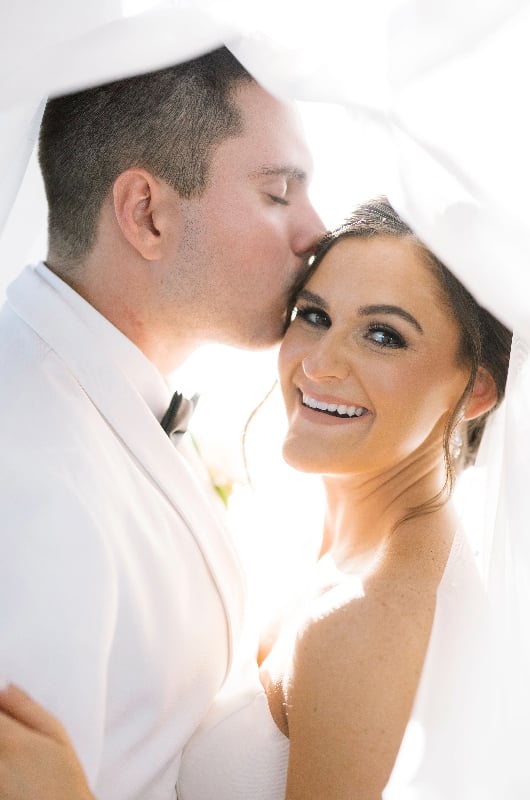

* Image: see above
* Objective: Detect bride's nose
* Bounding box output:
[301,335,350,381]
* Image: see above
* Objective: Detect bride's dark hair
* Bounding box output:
[292,196,512,521]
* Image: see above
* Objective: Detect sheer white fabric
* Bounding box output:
[2,0,529,795]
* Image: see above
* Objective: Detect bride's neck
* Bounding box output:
[319,446,448,565]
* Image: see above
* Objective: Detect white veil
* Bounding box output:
[2,0,529,794]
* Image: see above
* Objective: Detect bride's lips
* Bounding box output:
[296,389,371,425]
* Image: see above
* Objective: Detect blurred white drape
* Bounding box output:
[1,1,529,796]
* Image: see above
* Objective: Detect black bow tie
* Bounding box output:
[160,391,199,438]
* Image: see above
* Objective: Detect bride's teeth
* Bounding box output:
[302,394,367,418]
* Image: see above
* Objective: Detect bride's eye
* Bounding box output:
[292,305,331,329]
[365,323,406,349]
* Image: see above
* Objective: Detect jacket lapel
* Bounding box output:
[7,265,246,680]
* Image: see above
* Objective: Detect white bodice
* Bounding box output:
[177,649,289,800]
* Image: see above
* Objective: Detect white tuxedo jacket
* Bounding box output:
[0,264,246,799]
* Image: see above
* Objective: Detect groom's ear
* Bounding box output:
[463,366,498,421]
[112,168,167,261]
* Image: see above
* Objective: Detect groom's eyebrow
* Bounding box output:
[250,165,308,182]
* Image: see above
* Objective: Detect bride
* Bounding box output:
[0,198,512,799]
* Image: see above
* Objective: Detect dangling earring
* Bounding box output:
[449,413,465,462]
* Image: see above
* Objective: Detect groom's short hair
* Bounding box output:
[39,46,254,264]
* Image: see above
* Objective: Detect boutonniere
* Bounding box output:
[191,432,247,508]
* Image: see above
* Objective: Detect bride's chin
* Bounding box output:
[281,440,331,475]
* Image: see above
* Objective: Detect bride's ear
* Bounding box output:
[463,366,498,421]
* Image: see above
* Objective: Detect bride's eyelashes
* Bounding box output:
[292,304,331,328]
[364,322,407,349]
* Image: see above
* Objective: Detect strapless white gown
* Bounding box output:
[176,639,289,800]
[177,527,486,800]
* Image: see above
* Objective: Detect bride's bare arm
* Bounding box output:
[282,566,438,799]
[0,683,95,800]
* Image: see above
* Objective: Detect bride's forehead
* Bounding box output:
[309,237,438,293]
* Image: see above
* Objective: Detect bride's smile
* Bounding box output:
[299,391,371,420]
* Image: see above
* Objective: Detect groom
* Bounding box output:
[0,47,324,798]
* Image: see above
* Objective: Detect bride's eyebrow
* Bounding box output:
[358,304,424,334]
[295,289,328,309]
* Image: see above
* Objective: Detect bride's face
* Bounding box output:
[278,235,471,475]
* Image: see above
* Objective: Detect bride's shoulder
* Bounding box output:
[285,516,457,703]
[289,556,435,674]
[298,516,453,637]
[281,530,449,794]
